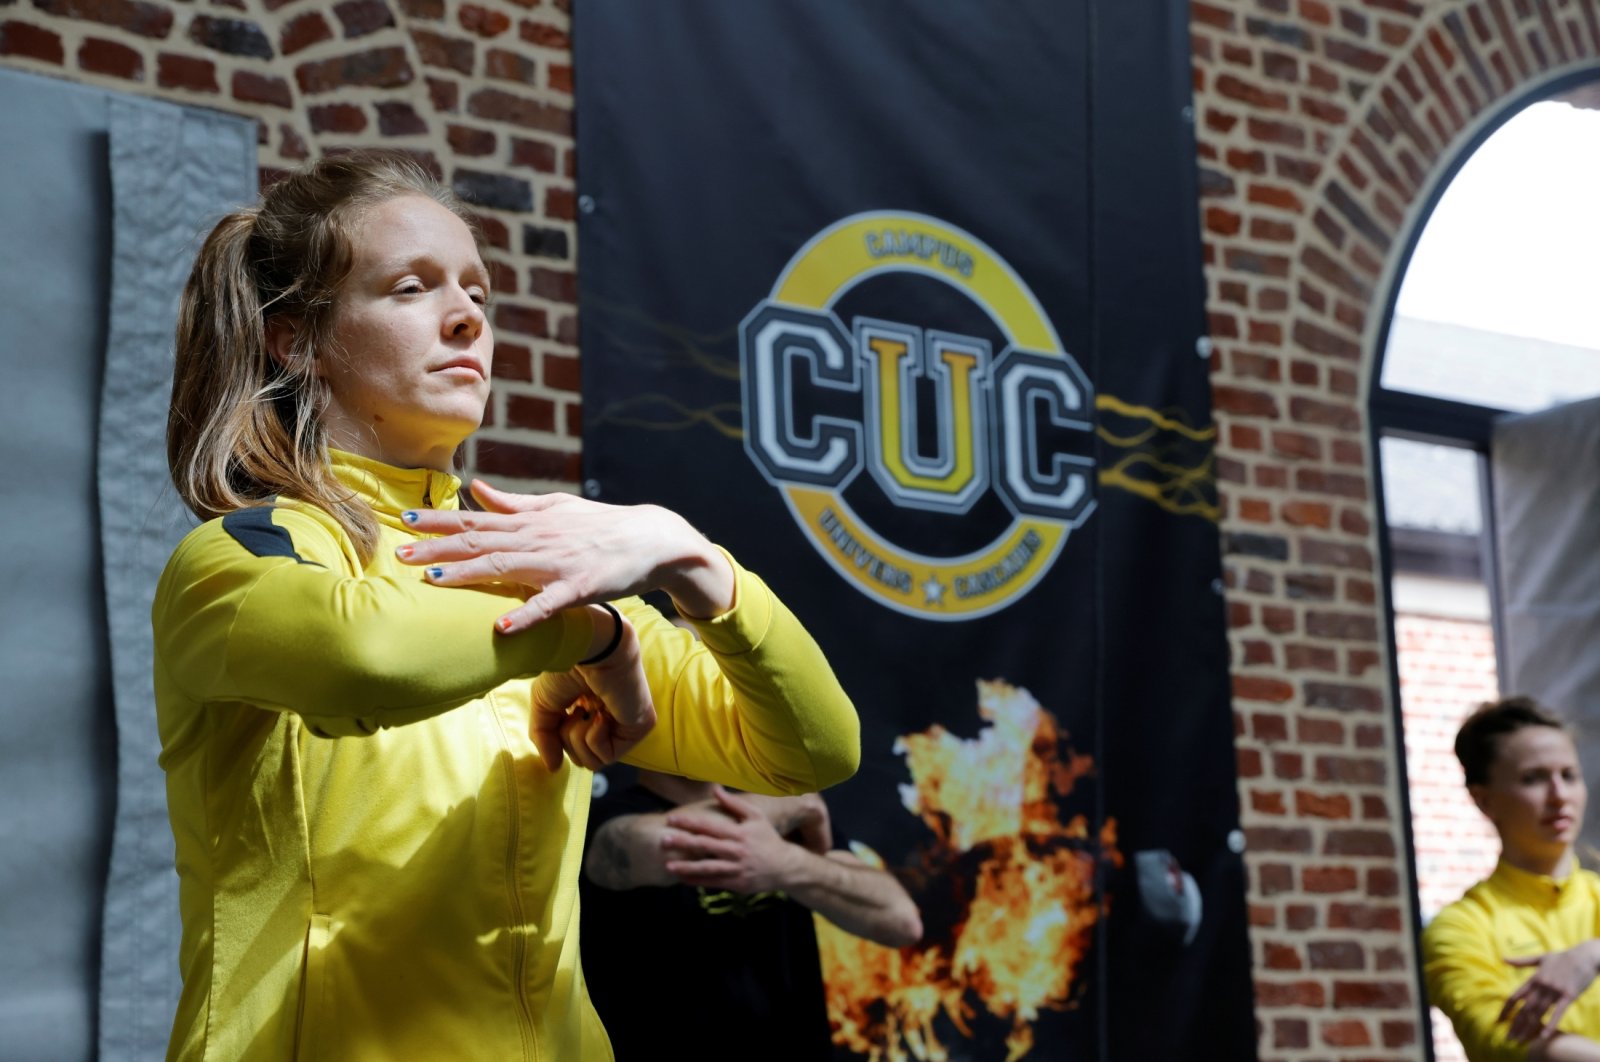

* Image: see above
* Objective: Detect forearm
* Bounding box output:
[1532,1035,1600,1062]
[584,814,680,890]
[230,576,603,724]
[1432,965,1595,1062]
[619,563,861,793]
[780,851,922,948]
[157,516,601,731]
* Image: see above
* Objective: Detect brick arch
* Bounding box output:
[1301,2,1600,382]
[1307,9,1600,1059]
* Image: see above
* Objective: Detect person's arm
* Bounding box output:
[1503,941,1600,1045]
[780,851,923,947]
[739,791,833,855]
[154,506,616,737]
[397,484,861,793]
[617,571,858,795]
[1530,1035,1600,1062]
[661,790,922,948]
[583,811,682,891]
[583,791,826,891]
[1423,907,1597,1062]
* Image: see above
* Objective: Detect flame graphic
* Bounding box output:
[819,680,1120,1060]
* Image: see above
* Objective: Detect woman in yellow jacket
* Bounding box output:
[154,150,859,1061]
[1423,698,1600,1061]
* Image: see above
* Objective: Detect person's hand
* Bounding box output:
[1502,940,1600,1043]
[791,794,832,855]
[528,609,655,771]
[660,787,800,893]
[396,480,734,632]
[742,792,832,854]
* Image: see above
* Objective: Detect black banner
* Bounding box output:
[575,4,1254,1058]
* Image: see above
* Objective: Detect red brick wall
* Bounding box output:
[1397,607,1501,1062]
[1399,611,1499,921]
[7,1,1591,1058]
[1194,1,1599,1058]
[0,0,582,488]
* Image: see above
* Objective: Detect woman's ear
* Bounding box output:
[265,317,302,370]
[1468,783,1494,821]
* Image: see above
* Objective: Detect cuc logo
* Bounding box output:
[740,212,1095,620]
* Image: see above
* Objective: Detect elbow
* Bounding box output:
[737,695,862,795]
[810,710,862,790]
[812,742,861,791]
[887,906,923,949]
[286,633,467,733]
[765,719,860,795]
[583,861,627,893]
[865,904,923,949]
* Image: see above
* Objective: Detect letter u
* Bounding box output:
[857,320,991,515]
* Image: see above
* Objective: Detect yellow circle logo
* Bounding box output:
[740,212,1095,620]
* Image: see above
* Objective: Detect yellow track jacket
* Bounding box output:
[1424,859,1600,1060]
[151,450,859,1061]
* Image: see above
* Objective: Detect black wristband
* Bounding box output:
[577,602,624,666]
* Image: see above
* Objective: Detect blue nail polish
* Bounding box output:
[427,567,444,580]
[402,510,419,524]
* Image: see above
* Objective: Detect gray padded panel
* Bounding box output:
[0,69,119,1062]
[0,68,254,1061]
[1492,396,1600,853]
[98,95,254,1061]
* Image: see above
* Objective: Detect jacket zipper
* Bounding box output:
[489,693,539,1061]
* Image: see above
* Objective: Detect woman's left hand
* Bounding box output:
[528,612,656,771]
[397,480,734,633]
[1502,940,1600,1043]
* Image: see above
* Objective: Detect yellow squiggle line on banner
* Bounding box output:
[597,395,745,440]
[1096,431,1202,465]
[1100,453,1218,516]
[1100,469,1220,518]
[585,295,743,381]
[1097,425,1162,449]
[1094,394,1215,441]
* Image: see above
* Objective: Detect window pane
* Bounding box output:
[1381,436,1499,1062]
[1379,436,1481,536]
[1383,99,1600,411]
[1384,315,1600,412]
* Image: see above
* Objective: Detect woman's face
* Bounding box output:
[1473,725,1586,866]
[316,193,494,471]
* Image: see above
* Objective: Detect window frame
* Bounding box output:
[1366,65,1600,1062]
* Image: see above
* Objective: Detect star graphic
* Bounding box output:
[921,575,947,606]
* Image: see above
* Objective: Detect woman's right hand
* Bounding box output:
[528,606,656,771]
[396,481,736,632]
